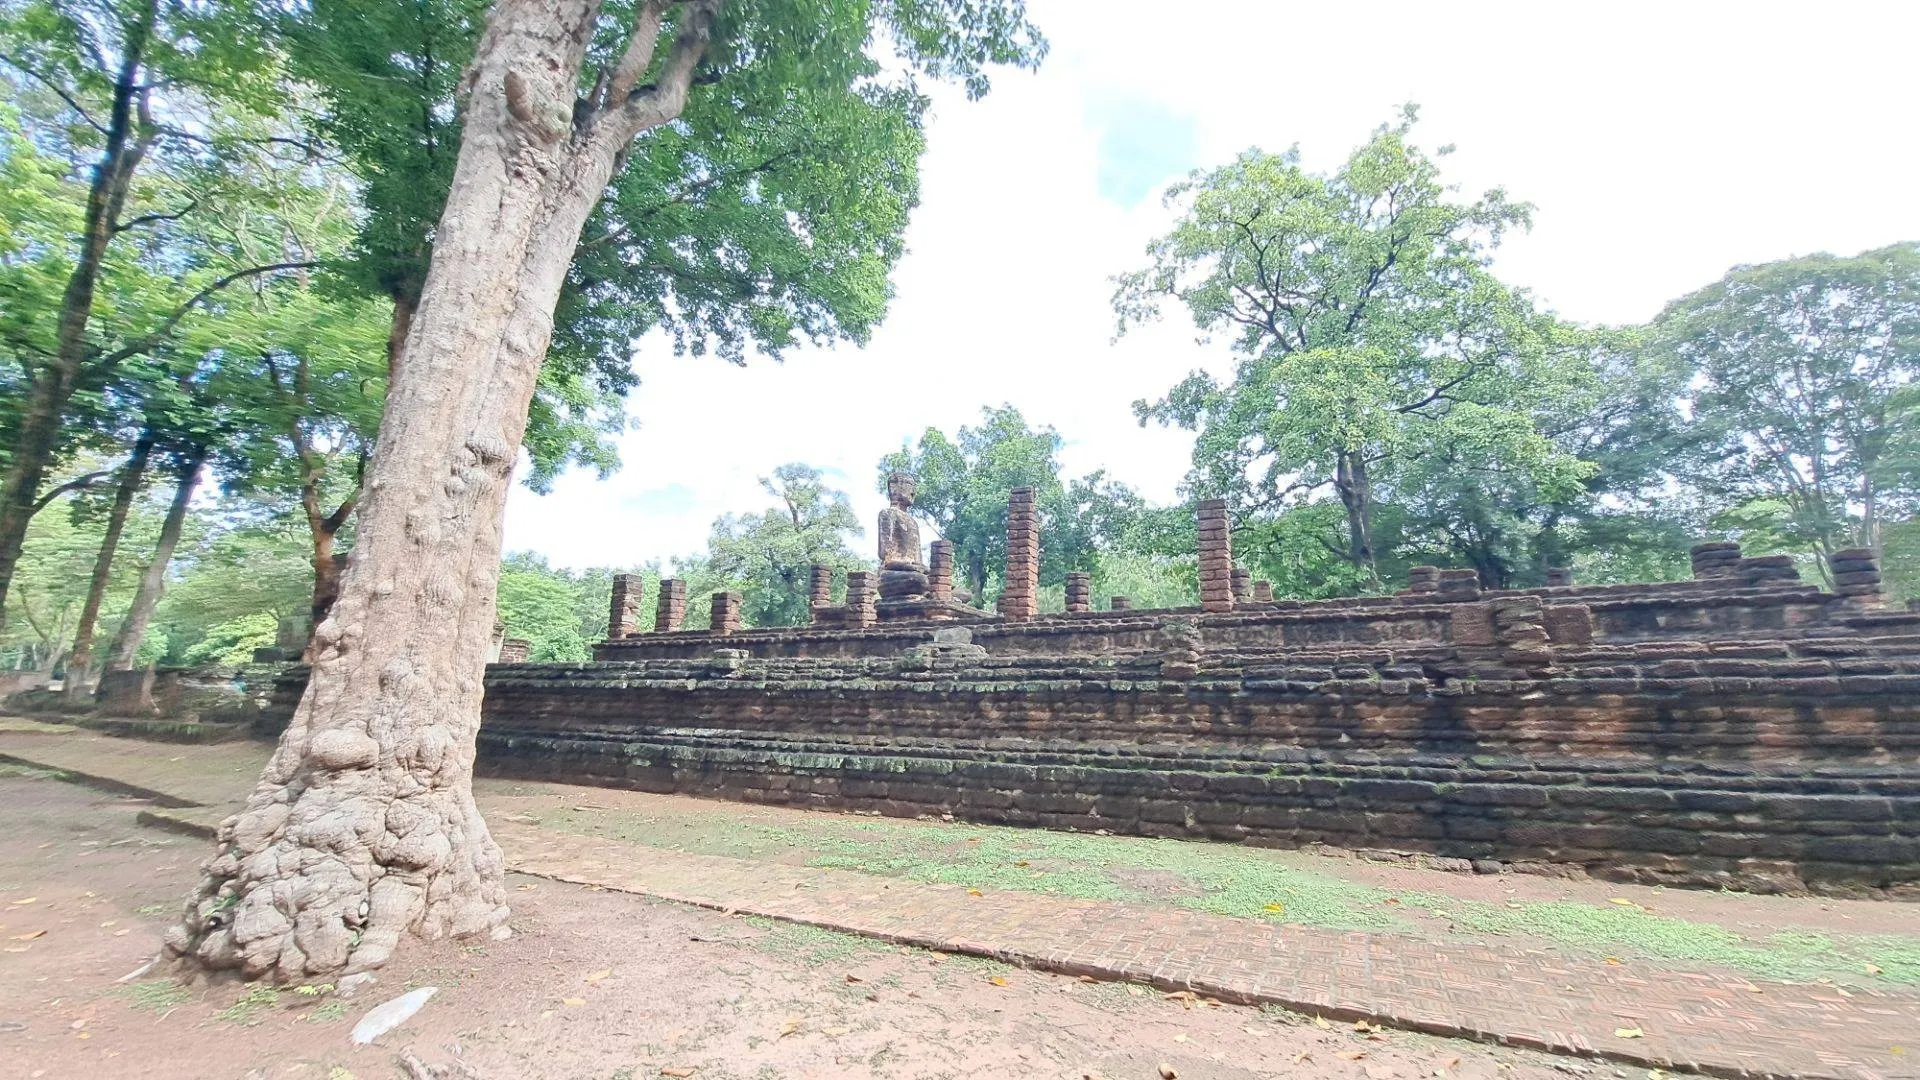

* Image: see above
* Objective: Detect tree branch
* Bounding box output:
[92,261,318,370]
[608,0,673,103]
[113,198,198,233]
[0,53,108,135]
[31,470,112,513]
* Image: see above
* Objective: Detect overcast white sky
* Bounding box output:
[502,0,1920,571]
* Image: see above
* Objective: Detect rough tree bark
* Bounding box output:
[169,0,722,981]
[103,443,206,672]
[63,429,156,697]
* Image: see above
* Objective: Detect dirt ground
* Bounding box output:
[0,775,1640,1080]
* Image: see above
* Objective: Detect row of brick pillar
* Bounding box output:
[606,575,745,636]
[605,491,1292,639]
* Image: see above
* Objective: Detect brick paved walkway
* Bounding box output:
[496,822,1919,1080]
[5,722,1918,1079]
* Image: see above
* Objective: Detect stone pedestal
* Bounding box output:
[1109,596,1132,611]
[1230,567,1251,606]
[1251,580,1274,603]
[879,566,930,602]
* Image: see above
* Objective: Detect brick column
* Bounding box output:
[497,638,531,663]
[654,578,686,633]
[1251,580,1274,603]
[1830,548,1884,609]
[1691,542,1742,580]
[1404,566,1441,595]
[845,571,877,628]
[999,487,1039,621]
[1437,568,1481,599]
[710,591,743,634]
[1544,567,1574,587]
[1230,567,1251,606]
[1065,571,1091,613]
[808,564,833,624]
[1196,498,1233,612]
[929,540,955,603]
[608,573,644,638]
[1109,595,1132,611]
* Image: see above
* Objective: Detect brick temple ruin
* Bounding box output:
[249,479,1919,898]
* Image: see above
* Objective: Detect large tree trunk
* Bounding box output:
[170,0,720,981]
[1334,450,1378,586]
[103,444,205,672]
[0,2,156,629]
[307,527,345,653]
[63,431,156,697]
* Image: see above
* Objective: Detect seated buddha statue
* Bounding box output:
[876,472,928,601]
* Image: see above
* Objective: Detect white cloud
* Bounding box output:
[504,0,1920,570]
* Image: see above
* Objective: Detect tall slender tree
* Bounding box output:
[171,0,1043,981]
[0,0,307,624]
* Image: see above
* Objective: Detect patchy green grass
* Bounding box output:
[542,803,1920,988]
[121,978,190,1013]
[1402,893,1920,985]
[215,985,280,1025]
[738,917,894,967]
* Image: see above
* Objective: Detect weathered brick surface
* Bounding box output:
[454,633,1920,897]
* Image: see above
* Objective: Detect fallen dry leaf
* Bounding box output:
[823,1026,850,1036]
[1157,1065,1177,1080]
[1603,956,1623,965]
[1614,1027,1644,1039]
[1608,898,1636,906]
[987,976,1008,987]
[661,1068,697,1078]
[1173,1033,1188,1043]
[778,1017,801,1037]
[1336,1050,1368,1060]
[11,930,46,941]
[1167,990,1197,1009]
[1013,860,1030,867]
[1353,1020,1373,1032]
[1127,986,1145,998]
[1241,1025,1268,1038]
[1293,1051,1311,1064]
[561,997,586,1007]
[844,974,862,984]
[9,897,35,905]
[1866,964,1883,975]
[966,888,983,897]
[1313,1016,1332,1030]
[1263,902,1286,914]
[584,969,611,983]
